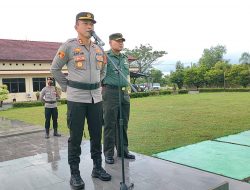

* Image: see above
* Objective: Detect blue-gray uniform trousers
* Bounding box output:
[103,85,130,157]
[67,100,103,166]
[45,107,58,130]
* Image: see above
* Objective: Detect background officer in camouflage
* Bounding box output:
[40,77,61,139]
[51,12,111,190]
[102,33,135,165]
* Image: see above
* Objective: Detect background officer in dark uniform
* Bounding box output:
[40,77,61,139]
[102,33,135,165]
[51,12,111,190]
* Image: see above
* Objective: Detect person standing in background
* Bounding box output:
[40,77,61,139]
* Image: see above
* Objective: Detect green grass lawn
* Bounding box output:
[0,92,250,156]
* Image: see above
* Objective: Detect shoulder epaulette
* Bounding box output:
[65,38,77,44]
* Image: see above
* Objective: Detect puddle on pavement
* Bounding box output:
[0,117,33,128]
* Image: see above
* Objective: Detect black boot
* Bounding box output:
[45,128,49,139]
[70,165,85,190]
[53,128,61,137]
[91,158,111,181]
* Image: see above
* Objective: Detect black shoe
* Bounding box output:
[118,152,135,159]
[92,167,111,181]
[53,129,61,137]
[125,152,135,159]
[53,132,61,137]
[45,133,49,139]
[70,174,85,190]
[105,157,114,164]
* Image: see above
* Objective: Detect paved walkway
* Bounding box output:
[0,103,13,111]
[0,117,44,138]
[0,118,250,190]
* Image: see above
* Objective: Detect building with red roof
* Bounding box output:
[0,39,138,102]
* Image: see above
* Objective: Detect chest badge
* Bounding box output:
[74,48,81,53]
[75,61,84,69]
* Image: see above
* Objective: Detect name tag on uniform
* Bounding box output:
[74,55,85,61]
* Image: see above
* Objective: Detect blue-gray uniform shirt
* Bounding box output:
[50,38,107,103]
[40,86,57,108]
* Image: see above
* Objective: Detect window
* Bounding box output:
[33,78,46,91]
[2,78,26,93]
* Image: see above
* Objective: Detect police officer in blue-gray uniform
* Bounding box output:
[40,77,61,139]
[51,12,111,190]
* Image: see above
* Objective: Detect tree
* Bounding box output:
[0,85,9,107]
[239,69,250,87]
[199,45,227,70]
[184,66,206,89]
[150,68,163,83]
[176,60,184,70]
[227,64,250,87]
[204,61,231,87]
[170,71,184,89]
[239,52,250,64]
[214,61,231,71]
[170,61,185,89]
[161,74,171,87]
[124,44,167,74]
[205,69,224,87]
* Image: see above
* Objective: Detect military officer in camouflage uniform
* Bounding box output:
[40,77,61,139]
[102,33,135,165]
[51,12,111,190]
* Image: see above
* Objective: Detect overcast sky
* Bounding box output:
[1,0,249,74]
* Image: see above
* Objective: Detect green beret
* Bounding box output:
[76,12,96,24]
[109,33,125,41]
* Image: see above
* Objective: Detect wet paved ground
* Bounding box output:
[0,118,250,190]
[0,132,68,162]
[0,117,44,138]
[0,103,13,111]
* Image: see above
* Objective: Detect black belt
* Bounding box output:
[45,101,56,104]
[68,80,101,90]
[103,84,126,91]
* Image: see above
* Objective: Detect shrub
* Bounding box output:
[178,89,188,94]
[13,101,44,108]
[149,91,160,96]
[130,90,173,98]
[130,92,150,98]
[159,90,172,95]
[225,88,250,92]
[199,88,250,93]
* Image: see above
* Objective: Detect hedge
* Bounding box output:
[10,89,188,108]
[199,88,250,93]
[13,101,44,108]
[130,89,186,98]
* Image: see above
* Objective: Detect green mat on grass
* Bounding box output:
[216,131,250,146]
[154,140,250,181]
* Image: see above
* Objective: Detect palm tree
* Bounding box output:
[239,52,250,64]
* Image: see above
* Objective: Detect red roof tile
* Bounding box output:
[0,39,137,62]
[0,39,61,61]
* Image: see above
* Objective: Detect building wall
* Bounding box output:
[0,61,50,70]
[0,61,67,102]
